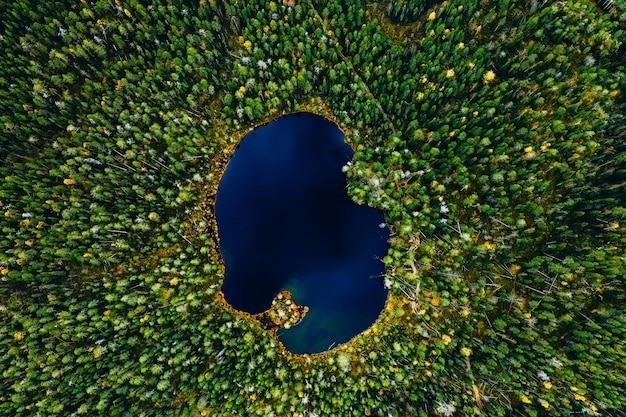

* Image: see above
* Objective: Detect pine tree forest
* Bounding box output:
[1,0,625,416]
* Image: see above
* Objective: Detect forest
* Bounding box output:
[1,0,625,415]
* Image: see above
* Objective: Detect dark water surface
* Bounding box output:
[215,112,389,354]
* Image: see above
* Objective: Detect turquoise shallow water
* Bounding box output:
[215,112,389,354]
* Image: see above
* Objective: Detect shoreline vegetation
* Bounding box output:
[1,0,625,416]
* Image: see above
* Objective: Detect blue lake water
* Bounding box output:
[215,112,389,354]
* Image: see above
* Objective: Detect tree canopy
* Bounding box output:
[1,0,625,416]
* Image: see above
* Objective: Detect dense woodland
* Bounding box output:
[1,0,625,415]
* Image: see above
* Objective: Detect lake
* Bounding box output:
[215,112,389,354]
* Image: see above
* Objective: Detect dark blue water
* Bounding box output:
[215,112,389,354]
